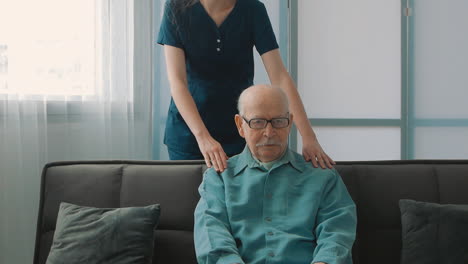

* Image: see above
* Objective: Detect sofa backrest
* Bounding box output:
[34,160,468,264]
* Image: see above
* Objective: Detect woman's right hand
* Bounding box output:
[164,45,228,171]
[196,134,228,172]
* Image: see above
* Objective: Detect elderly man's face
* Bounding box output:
[235,94,292,162]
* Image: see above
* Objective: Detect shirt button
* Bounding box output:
[267,231,274,236]
[268,252,275,257]
[217,39,221,43]
[216,48,221,52]
[265,217,272,222]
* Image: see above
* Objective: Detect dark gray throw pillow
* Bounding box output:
[46,202,160,264]
[399,199,468,264]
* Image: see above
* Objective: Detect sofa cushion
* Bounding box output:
[399,199,468,264]
[46,202,160,264]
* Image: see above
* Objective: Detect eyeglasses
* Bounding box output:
[242,115,290,129]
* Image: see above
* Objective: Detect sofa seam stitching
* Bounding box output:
[118,164,125,207]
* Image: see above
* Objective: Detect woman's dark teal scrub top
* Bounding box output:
[157,0,279,154]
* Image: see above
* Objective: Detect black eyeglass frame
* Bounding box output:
[241,114,290,129]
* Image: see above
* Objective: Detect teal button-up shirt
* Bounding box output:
[194,147,357,264]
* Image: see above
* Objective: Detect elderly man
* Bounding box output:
[194,85,357,264]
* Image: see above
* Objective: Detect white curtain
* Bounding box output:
[0,0,153,263]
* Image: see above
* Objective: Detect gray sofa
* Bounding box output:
[33,159,468,264]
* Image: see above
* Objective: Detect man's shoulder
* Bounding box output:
[225,153,246,175]
[227,152,243,165]
[202,154,244,180]
[288,150,339,179]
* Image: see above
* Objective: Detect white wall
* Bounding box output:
[296,0,401,160]
[412,0,468,159]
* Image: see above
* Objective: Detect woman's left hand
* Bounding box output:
[302,136,335,169]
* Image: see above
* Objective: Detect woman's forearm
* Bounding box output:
[277,73,317,140]
[261,49,317,140]
[170,80,211,140]
[164,45,228,170]
[164,46,211,141]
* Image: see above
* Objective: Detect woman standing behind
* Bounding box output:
[158,0,334,171]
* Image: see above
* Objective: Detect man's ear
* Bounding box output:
[235,114,245,138]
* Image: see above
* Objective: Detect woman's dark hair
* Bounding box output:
[170,0,198,16]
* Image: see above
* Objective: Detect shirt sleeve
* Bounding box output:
[253,1,279,55]
[157,0,184,49]
[311,169,357,264]
[194,168,245,264]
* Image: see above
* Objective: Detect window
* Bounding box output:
[292,0,468,160]
[0,0,97,96]
[294,0,401,160]
[0,45,7,90]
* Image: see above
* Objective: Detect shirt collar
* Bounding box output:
[233,146,305,176]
